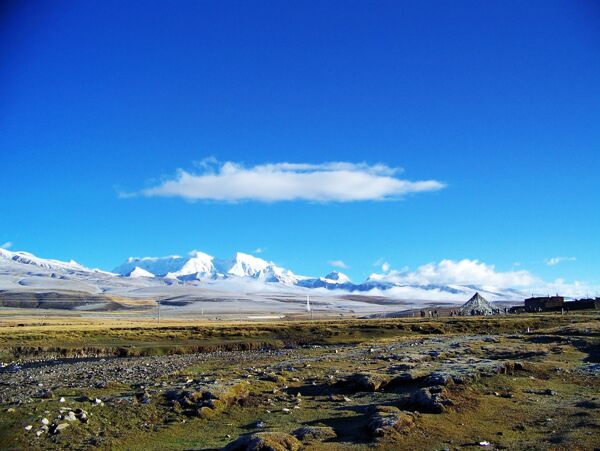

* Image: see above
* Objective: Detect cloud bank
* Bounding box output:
[136,160,445,202]
[367,258,597,299]
[0,242,12,250]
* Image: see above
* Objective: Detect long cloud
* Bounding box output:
[135,160,445,202]
[545,256,576,266]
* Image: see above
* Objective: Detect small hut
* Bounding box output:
[458,292,494,316]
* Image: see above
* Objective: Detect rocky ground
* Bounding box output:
[0,318,599,450]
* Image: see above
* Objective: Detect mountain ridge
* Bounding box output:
[0,247,525,302]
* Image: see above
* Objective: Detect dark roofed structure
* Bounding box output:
[524,296,564,312]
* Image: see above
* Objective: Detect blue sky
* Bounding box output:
[1,0,599,289]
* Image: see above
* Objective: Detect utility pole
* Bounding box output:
[306,295,313,320]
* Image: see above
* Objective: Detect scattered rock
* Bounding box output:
[50,423,70,434]
[35,389,54,399]
[524,388,558,396]
[262,372,286,384]
[75,408,88,423]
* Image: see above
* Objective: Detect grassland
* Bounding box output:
[0,312,595,361]
[0,312,598,450]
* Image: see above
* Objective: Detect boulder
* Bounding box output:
[389,369,429,385]
[224,432,302,451]
[344,373,388,391]
[368,406,415,437]
[423,372,455,387]
[293,426,337,443]
[410,386,452,413]
[165,382,249,416]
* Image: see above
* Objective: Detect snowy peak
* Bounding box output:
[296,271,354,289]
[257,264,298,285]
[116,251,217,279]
[323,271,351,284]
[177,251,216,277]
[125,266,155,278]
[224,252,270,278]
[220,252,298,285]
[114,255,188,277]
[0,248,88,272]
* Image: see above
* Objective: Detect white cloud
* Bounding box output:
[329,260,348,269]
[254,247,266,254]
[545,256,576,266]
[0,242,12,249]
[135,160,445,202]
[373,258,390,272]
[538,278,598,299]
[369,259,536,288]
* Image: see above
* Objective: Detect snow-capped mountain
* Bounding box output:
[113,254,196,277]
[224,252,269,278]
[297,271,354,290]
[325,271,351,284]
[113,251,300,285]
[125,266,155,278]
[0,247,526,302]
[0,248,89,273]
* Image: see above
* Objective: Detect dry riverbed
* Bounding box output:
[0,314,598,450]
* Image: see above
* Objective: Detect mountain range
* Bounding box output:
[0,247,525,303]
